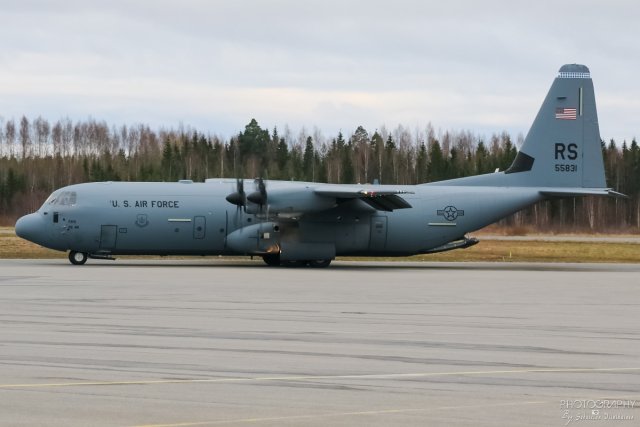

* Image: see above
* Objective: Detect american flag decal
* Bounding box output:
[555,107,577,120]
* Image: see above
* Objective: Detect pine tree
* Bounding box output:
[380,135,396,184]
[161,139,173,181]
[370,131,383,183]
[303,136,315,182]
[341,138,354,184]
[239,119,270,177]
[475,140,489,174]
[415,142,427,183]
[427,140,445,182]
[276,137,289,179]
[352,126,370,183]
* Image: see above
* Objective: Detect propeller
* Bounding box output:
[226,178,246,226]
[226,178,246,207]
[247,178,269,216]
[247,177,267,206]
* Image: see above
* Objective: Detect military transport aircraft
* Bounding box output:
[15,64,621,267]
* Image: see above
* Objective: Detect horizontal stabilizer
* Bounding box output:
[539,188,628,198]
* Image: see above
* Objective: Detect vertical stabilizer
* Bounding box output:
[505,64,606,188]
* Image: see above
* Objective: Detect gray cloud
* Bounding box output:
[0,0,638,142]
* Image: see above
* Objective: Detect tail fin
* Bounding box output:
[505,64,607,189]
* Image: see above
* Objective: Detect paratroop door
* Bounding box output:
[369,216,387,250]
[100,225,117,250]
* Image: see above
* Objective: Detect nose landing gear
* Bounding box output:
[68,251,88,265]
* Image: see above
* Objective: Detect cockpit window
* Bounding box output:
[58,191,77,205]
[44,193,58,205]
[42,191,77,209]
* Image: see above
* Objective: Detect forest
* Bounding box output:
[0,116,638,232]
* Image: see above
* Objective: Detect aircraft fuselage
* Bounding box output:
[16,179,542,259]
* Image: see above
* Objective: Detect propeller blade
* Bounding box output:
[247,178,267,205]
[225,178,246,206]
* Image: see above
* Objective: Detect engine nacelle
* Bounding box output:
[225,222,281,255]
[226,221,336,261]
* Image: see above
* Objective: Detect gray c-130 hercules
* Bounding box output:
[15,64,622,267]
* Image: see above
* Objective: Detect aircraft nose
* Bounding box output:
[15,213,43,243]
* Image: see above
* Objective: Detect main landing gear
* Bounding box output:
[262,254,281,266]
[68,251,88,265]
[306,259,332,268]
[262,254,332,268]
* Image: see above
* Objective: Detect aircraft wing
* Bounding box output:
[314,186,413,211]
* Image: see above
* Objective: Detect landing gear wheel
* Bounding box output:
[307,259,332,268]
[68,251,88,265]
[283,260,306,268]
[262,254,281,266]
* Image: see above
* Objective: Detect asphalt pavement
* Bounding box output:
[0,259,638,426]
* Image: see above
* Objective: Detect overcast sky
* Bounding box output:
[0,0,638,144]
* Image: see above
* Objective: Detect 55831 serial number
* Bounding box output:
[555,164,578,172]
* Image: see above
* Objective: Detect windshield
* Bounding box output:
[41,191,77,209]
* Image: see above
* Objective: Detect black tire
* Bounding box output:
[262,254,281,266]
[69,251,88,265]
[307,259,332,268]
[283,260,307,268]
